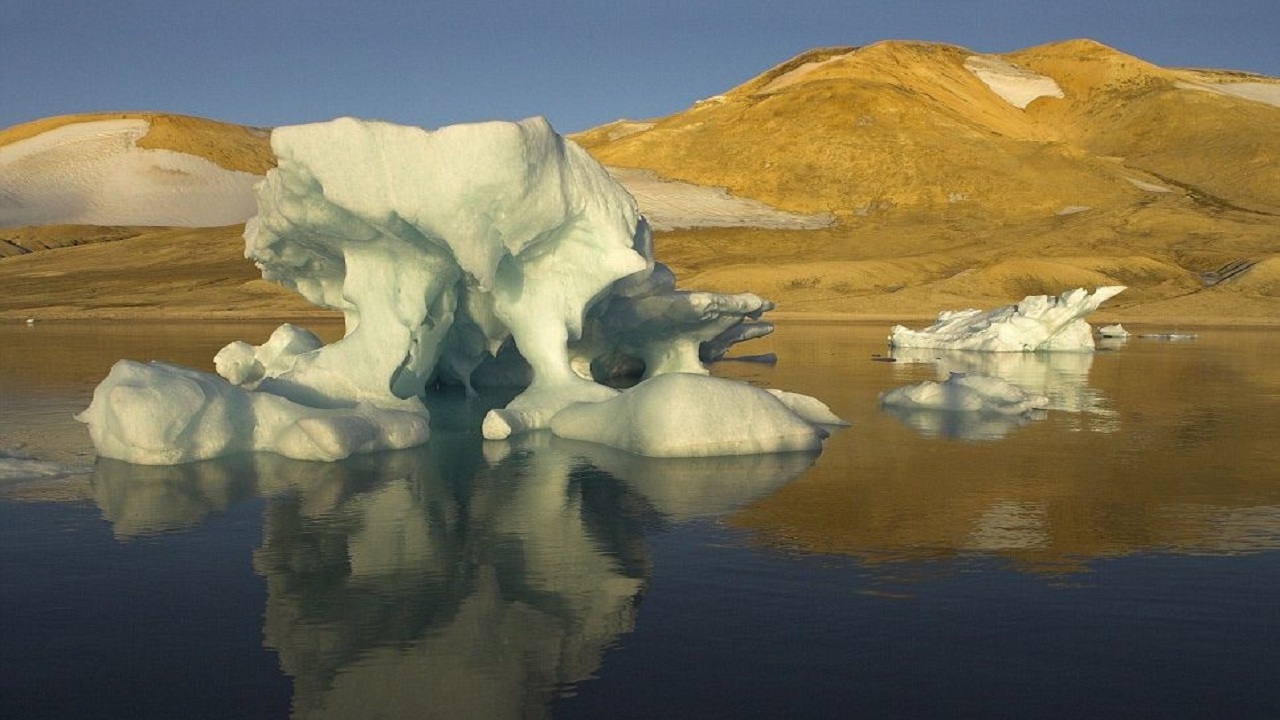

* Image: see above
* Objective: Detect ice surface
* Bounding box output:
[1098,323,1131,338]
[80,117,836,463]
[889,286,1126,352]
[879,372,1050,441]
[78,360,430,464]
[880,372,1049,415]
[0,119,260,227]
[549,374,827,457]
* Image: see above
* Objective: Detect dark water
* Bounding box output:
[1,321,1278,719]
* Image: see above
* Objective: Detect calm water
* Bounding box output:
[1,321,1278,719]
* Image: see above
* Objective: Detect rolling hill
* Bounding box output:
[2,39,1277,323]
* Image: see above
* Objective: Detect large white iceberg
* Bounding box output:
[79,117,838,464]
[888,286,1126,352]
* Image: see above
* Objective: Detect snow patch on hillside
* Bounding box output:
[758,52,855,94]
[607,168,834,231]
[1175,81,1280,109]
[964,55,1064,109]
[0,119,261,227]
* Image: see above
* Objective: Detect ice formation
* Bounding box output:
[1098,323,1131,338]
[888,286,1126,352]
[549,374,828,457]
[879,372,1050,440]
[880,372,1049,415]
[79,117,839,464]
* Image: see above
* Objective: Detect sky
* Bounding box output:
[4,0,1278,134]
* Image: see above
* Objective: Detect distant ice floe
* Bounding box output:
[0,445,90,482]
[889,286,1126,352]
[78,117,841,464]
[1139,332,1198,341]
[964,55,1065,109]
[0,119,260,227]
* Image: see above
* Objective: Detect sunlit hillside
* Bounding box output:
[572,39,1280,322]
[2,40,1277,323]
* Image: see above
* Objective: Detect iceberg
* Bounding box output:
[879,372,1050,440]
[888,287,1126,352]
[1098,323,1131,338]
[79,117,838,464]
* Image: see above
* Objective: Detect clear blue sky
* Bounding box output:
[4,0,1277,133]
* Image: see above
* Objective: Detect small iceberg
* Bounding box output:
[879,372,1050,416]
[1098,323,1131,338]
[888,287,1126,352]
[879,373,1049,441]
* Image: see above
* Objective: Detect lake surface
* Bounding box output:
[2,321,1278,719]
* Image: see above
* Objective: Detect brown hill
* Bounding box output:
[1,41,1277,323]
[572,39,1280,322]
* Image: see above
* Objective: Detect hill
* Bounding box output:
[2,40,1278,323]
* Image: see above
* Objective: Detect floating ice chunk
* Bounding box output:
[77,360,429,464]
[879,372,1050,415]
[1098,323,1131,338]
[549,374,826,457]
[1139,332,1198,340]
[879,372,1049,441]
[889,287,1126,352]
[766,389,849,426]
[0,445,89,481]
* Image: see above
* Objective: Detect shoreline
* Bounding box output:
[6,309,1278,329]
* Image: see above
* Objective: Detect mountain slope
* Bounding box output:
[572,39,1280,321]
[2,40,1277,323]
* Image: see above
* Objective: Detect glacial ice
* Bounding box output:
[879,372,1050,441]
[79,117,838,464]
[888,286,1126,352]
[1098,323,1131,338]
[879,372,1050,415]
[549,374,828,457]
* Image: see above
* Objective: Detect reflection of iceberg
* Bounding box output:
[78,117,834,463]
[888,286,1125,352]
[889,347,1114,418]
[86,422,812,719]
[880,401,1046,441]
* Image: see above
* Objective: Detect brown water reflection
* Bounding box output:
[3,319,1278,575]
[721,323,1280,572]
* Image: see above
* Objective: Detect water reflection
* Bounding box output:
[87,432,816,719]
[884,348,1117,439]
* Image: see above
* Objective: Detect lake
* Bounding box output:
[2,320,1278,719]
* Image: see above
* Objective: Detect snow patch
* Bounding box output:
[1176,81,1280,109]
[0,119,261,227]
[758,52,855,94]
[1126,177,1173,193]
[964,55,1064,109]
[606,168,833,231]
